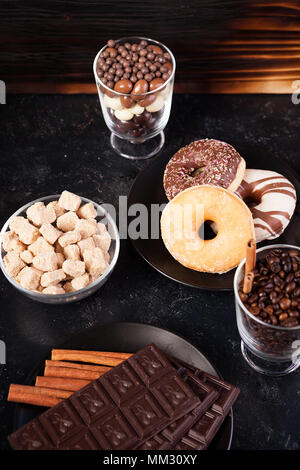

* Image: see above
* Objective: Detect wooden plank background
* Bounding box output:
[0,0,299,93]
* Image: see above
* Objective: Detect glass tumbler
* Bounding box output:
[93,37,176,160]
[234,244,300,376]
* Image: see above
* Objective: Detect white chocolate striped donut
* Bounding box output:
[235,169,297,243]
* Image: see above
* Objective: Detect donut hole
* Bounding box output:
[244,195,261,207]
[198,220,218,240]
[191,166,206,177]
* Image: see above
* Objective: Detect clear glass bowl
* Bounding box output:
[0,195,120,304]
[234,244,300,376]
[93,36,176,159]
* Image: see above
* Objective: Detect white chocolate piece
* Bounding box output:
[62,259,86,278]
[41,269,66,287]
[26,202,56,227]
[77,202,97,220]
[71,273,90,291]
[103,94,123,111]
[130,103,144,115]
[40,223,62,245]
[28,236,55,256]
[20,250,34,264]
[56,211,79,232]
[43,284,65,295]
[18,266,41,290]
[115,108,134,121]
[63,244,80,260]
[83,247,108,277]
[32,252,58,272]
[58,230,81,247]
[146,94,165,112]
[58,190,82,212]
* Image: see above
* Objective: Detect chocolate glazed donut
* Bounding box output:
[163,139,246,200]
[235,169,297,243]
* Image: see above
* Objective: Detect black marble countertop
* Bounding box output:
[0,94,299,451]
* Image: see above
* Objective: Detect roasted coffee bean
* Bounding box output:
[285,281,296,294]
[279,298,291,310]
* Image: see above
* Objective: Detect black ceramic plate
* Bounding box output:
[128,148,300,290]
[13,322,233,450]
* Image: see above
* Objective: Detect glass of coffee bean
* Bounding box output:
[234,244,300,376]
[93,37,175,159]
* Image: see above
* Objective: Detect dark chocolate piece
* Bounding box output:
[8,344,200,450]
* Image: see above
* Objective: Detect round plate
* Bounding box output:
[13,322,233,450]
[128,148,300,290]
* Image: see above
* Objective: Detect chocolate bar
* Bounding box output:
[169,358,240,450]
[8,344,201,450]
[138,368,219,450]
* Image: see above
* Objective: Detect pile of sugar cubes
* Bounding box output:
[2,191,111,295]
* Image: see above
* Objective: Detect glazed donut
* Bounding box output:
[236,169,297,243]
[163,139,246,200]
[160,185,254,274]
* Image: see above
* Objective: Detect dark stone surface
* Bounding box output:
[0,93,299,451]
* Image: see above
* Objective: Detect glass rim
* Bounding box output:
[0,194,120,300]
[234,243,300,331]
[93,36,176,97]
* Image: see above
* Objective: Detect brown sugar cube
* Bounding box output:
[71,272,90,291]
[18,266,41,290]
[75,219,97,239]
[77,237,95,256]
[4,251,26,278]
[63,244,80,261]
[62,259,85,278]
[32,252,58,272]
[56,252,65,268]
[2,231,25,253]
[47,201,66,219]
[64,281,75,293]
[20,250,34,264]
[56,211,79,232]
[9,216,27,233]
[77,202,97,220]
[58,190,82,212]
[28,236,55,256]
[41,269,66,287]
[43,284,65,295]
[40,223,62,245]
[26,202,56,227]
[93,232,111,253]
[83,247,108,277]
[14,220,40,245]
[58,230,81,248]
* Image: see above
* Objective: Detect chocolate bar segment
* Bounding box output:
[9,344,201,450]
[137,369,219,450]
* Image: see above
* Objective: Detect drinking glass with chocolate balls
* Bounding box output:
[234,244,300,376]
[93,37,176,160]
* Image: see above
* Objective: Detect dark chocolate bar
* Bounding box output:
[170,359,240,450]
[138,369,219,450]
[8,344,201,450]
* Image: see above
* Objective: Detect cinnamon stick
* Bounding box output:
[51,349,132,365]
[243,238,256,293]
[35,376,89,392]
[44,365,105,381]
[45,360,112,373]
[8,384,71,407]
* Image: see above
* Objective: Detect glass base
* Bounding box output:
[241,341,300,376]
[110,131,165,160]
